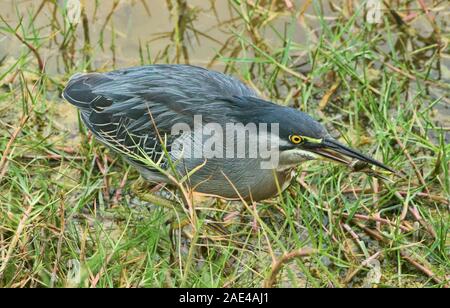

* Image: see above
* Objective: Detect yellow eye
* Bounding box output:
[289,135,303,144]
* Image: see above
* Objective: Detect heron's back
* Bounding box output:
[63,65,289,200]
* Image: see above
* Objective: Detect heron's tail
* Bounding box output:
[62,72,110,110]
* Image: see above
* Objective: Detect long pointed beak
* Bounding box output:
[309,138,396,174]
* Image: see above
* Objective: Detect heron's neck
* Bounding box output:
[277,148,317,171]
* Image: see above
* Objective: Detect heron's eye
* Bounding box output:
[289,135,303,144]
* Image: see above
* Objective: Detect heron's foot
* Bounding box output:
[204,216,231,238]
[131,177,179,210]
[170,216,231,242]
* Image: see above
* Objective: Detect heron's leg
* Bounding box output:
[131,176,180,210]
[131,177,231,239]
[131,176,193,232]
[203,215,231,238]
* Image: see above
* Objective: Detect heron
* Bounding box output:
[63,64,394,205]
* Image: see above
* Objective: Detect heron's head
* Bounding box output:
[265,106,394,173]
[222,96,394,173]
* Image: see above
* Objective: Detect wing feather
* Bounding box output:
[63,65,257,171]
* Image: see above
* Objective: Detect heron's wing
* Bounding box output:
[62,65,257,168]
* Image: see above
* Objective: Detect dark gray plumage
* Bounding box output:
[63,64,393,201]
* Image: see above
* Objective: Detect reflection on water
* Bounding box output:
[0,1,448,288]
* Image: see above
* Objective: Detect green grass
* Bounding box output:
[0,0,448,288]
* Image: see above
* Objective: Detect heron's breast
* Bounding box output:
[176,157,294,201]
